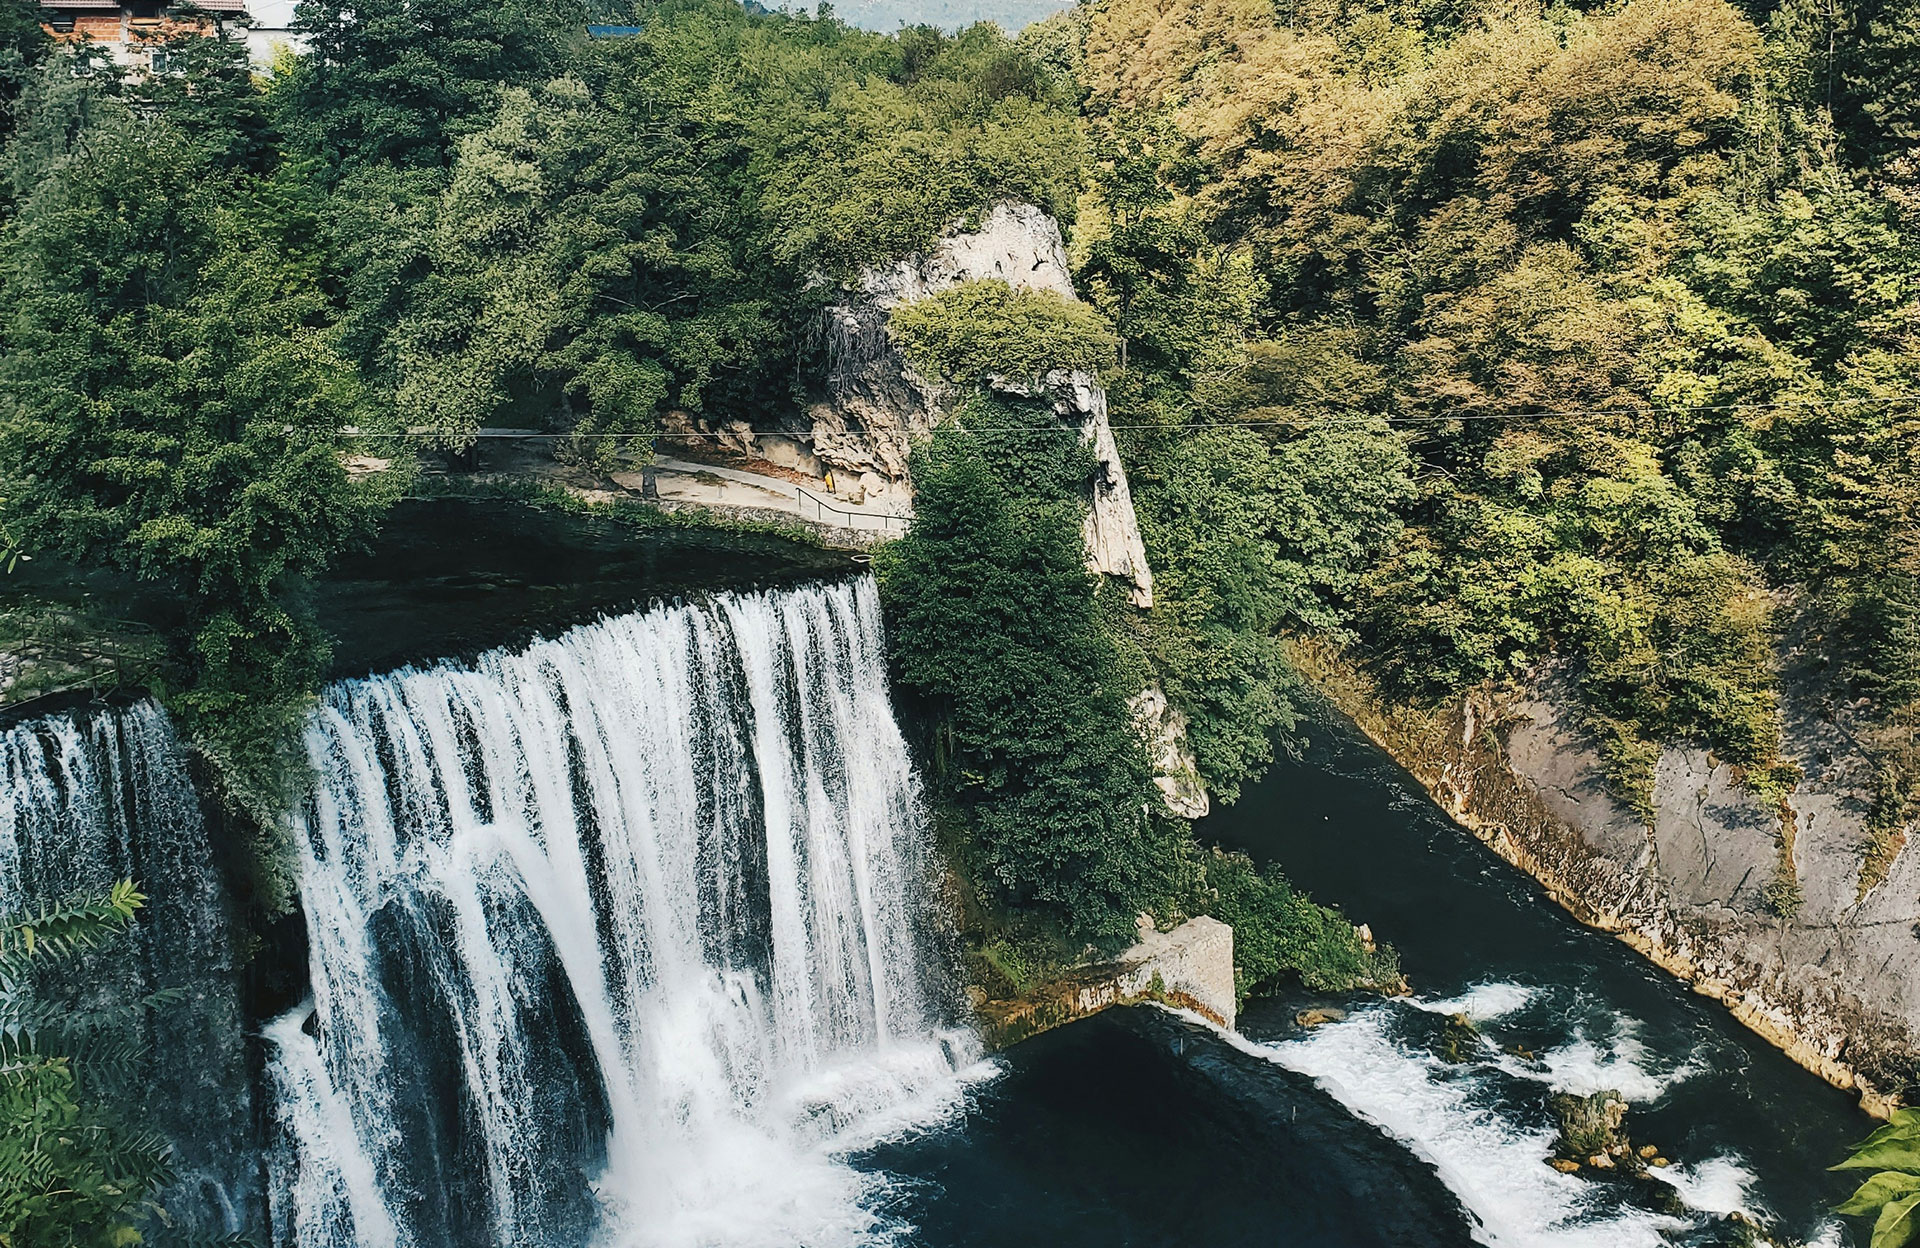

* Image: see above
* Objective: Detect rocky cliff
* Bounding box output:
[808,201,1155,607]
[669,202,1198,808]
[1290,641,1920,1115]
[671,201,1156,606]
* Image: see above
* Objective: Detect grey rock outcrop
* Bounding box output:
[1495,673,1920,1110]
[1131,685,1210,818]
[1092,914,1238,1030]
[856,200,1078,305]
[973,914,1238,1046]
[807,201,1155,606]
[1307,644,1920,1113]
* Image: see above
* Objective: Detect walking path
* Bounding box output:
[630,457,913,535]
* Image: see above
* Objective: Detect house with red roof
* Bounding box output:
[37,1,250,73]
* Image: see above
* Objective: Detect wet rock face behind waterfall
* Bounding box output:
[267,577,985,1248]
[0,703,262,1238]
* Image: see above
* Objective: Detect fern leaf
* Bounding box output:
[0,881,145,972]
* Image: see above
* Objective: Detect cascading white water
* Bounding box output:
[2,701,198,905]
[1214,983,1813,1247]
[268,577,984,1248]
[0,701,255,1234]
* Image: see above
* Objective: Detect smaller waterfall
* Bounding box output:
[270,577,985,1248]
[0,701,257,1235]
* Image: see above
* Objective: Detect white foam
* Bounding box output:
[1498,1022,1704,1103]
[1166,1001,1755,1248]
[1646,1155,1758,1218]
[1247,1007,1684,1246]
[268,579,984,1248]
[1417,982,1538,1022]
[1803,1221,1849,1248]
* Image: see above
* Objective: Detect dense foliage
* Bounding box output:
[1070,0,1920,901]
[0,0,45,151]
[1834,1108,1920,1248]
[879,426,1186,943]
[0,882,171,1248]
[0,32,399,846]
[878,366,1392,985]
[889,278,1118,384]
[348,2,1084,463]
[1202,849,1400,998]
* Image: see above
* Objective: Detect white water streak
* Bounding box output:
[1,702,252,1233]
[1158,993,1756,1248]
[266,578,982,1248]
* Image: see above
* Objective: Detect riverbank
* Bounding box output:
[1202,698,1872,1243]
[1282,640,1919,1119]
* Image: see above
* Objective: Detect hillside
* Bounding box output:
[1,0,1918,1238]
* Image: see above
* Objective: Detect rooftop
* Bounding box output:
[38,1,248,10]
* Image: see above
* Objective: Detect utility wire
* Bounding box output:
[333,390,1920,441]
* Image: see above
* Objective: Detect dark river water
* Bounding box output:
[869,710,1872,1248]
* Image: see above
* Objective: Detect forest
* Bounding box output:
[0,0,1917,1239]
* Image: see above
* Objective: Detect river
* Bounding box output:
[865,709,1872,1247]
[1207,711,1871,1245]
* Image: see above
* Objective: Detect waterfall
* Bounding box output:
[0,701,257,1235]
[269,577,983,1248]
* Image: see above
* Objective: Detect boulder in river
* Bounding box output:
[1437,1012,1482,1063]
[1549,1090,1648,1176]
[1295,1007,1348,1028]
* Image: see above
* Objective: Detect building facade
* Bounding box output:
[38,1,252,73]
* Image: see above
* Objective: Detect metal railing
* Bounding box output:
[793,486,910,534]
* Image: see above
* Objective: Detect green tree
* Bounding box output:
[0,0,48,151]
[877,429,1184,944]
[0,100,402,831]
[1128,420,1412,800]
[131,17,279,176]
[743,17,1085,275]
[276,0,586,174]
[889,278,1118,386]
[391,77,773,468]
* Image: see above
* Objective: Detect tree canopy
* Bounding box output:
[1071,0,1920,896]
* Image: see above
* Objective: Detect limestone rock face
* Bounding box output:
[809,201,1155,605]
[1061,370,1155,610]
[1104,914,1238,1030]
[858,200,1078,305]
[1309,645,1920,1113]
[1131,685,1209,819]
[974,914,1239,1046]
[1495,672,1920,1108]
